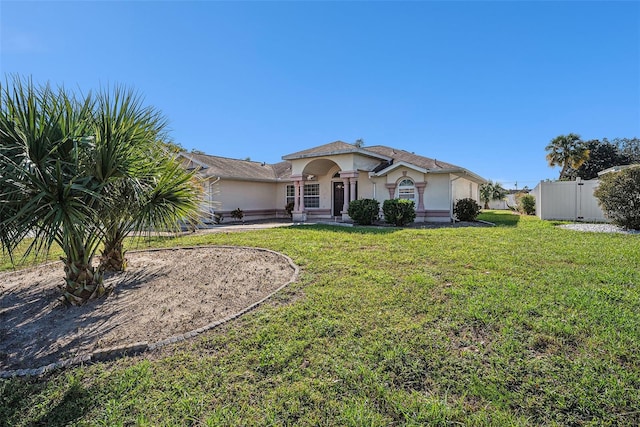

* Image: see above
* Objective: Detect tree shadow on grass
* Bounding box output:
[0,374,98,427]
[478,210,521,227]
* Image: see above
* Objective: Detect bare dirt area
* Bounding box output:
[0,246,297,372]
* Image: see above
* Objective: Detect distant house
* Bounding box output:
[179,141,486,223]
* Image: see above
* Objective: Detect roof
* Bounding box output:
[597,164,637,177]
[365,145,458,171]
[181,141,484,183]
[180,152,291,181]
[282,140,391,161]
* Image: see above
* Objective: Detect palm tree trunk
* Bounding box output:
[61,257,105,305]
[560,163,569,180]
[100,235,127,272]
[61,235,106,305]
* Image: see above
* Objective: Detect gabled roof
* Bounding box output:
[365,145,458,171]
[282,140,391,162]
[180,152,291,181]
[365,145,486,183]
[180,141,485,183]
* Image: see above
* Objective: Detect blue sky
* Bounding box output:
[1,1,639,189]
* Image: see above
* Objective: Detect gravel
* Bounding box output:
[558,223,640,234]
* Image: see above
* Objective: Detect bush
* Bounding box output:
[347,199,380,225]
[516,194,536,215]
[285,201,294,218]
[594,166,640,230]
[453,198,481,221]
[382,199,416,226]
[230,208,244,222]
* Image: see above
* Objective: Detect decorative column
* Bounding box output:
[339,171,358,220]
[299,180,305,211]
[293,180,300,212]
[342,177,350,213]
[290,174,306,222]
[415,182,426,212]
[385,183,396,199]
[349,178,357,202]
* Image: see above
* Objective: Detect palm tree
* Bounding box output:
[99,157,202,272]
[0,78,201,304]
[91,88,201,272]
[545,133,590,180]
[479,181,507,209]
[0,79,104,304]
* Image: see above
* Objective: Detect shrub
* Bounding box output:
[453,198,481,221]
[230,208,244,222]
[594,166,640,230]
[383,199,416,226]
[516,194,536,215]
[347,199,380,225]
[285,201,294,218]
[212,213,223,224]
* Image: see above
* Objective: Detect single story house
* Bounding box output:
[179,141,486,223]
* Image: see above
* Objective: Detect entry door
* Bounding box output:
[333,182,344,216]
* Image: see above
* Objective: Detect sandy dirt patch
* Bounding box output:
[0,246,297,372]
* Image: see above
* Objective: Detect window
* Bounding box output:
[286,185,295,205]
[397,178,415,201]
[285,183,320,208]
[304,183,320,208]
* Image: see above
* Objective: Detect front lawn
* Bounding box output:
[1,211,638,426]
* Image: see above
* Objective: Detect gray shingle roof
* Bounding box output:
[182,142,479,182]
[282,140,389,161]
[182,152,291,181]
[365,145,459,171]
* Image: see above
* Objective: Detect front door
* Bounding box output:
[333,181,344,217]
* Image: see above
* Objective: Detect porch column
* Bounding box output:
[349,177,357,202]
[293,180,300,212]
[415,182,426,212]
[385,183,396,199]
[342,178,349,213]
[290,174,307,222]
[299,179,305,211]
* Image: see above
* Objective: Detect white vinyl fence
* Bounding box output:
[532,178,608,222]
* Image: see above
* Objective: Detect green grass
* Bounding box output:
[1,211,639,426]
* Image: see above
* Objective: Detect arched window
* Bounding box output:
[397,178,415,201]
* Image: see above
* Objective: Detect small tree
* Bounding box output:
[594,166,640,230]
[347,199,380,225]
[479,181,507,209]
[231,208,244,223]
[453,198,481,221]
[0,78,201,304]
[382,199,416,226]
[516,194,536,215]
[285,201,294,218]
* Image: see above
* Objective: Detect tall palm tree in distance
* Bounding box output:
[545,133,590,180]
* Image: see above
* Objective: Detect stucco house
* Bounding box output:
[179,141,486,223]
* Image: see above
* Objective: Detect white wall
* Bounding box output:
[533,179,607,222]
[428,174,453,210]
[488,194,516,210]
[206,179,282,220]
